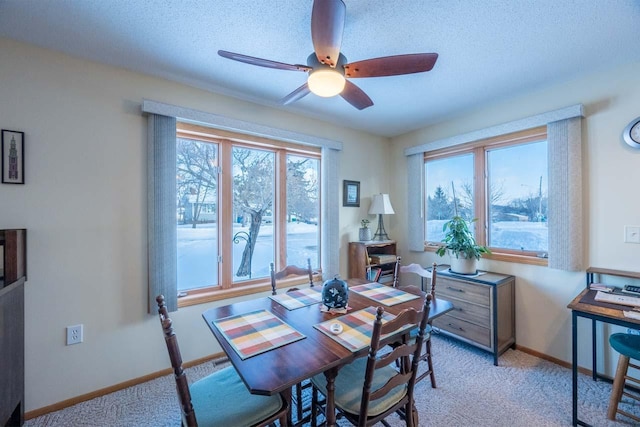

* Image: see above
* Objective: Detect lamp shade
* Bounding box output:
[368,194,395,215]
[307,69,346,97]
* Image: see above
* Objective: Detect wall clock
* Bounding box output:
[623,116,640,149]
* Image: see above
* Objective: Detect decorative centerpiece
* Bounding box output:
[359,219,372,241]
[435,216,491,275]
[322,275,349,309]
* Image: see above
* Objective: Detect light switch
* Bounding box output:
[624,226,640,243]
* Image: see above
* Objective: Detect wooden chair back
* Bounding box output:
[156,295,197,426]
[357,294,432,426]
[398,262,437,298]
[269,258,314,295]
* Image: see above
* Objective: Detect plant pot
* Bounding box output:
[448,250,477,275]
[359,227,372,241]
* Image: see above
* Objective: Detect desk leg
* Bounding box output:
[324,367,338,427]
[572,310,578,426]
[591,318,598,381]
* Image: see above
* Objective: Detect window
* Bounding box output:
[424,127,548,263]
[176,123,321,297]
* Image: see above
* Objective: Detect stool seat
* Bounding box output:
[608,333,640,422]
[610,333,640,360]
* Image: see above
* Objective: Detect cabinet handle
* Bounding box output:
[448,323,464,331]
[455,307,464,312]
[447,286,464,293]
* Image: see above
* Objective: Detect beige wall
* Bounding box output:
[390,60,640,371]
[2,34,640,413]
[0,38,390,411]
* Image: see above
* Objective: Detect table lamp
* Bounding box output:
[368,193,395,241]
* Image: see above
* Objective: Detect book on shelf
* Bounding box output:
[369,254,397,265]
[367,267,382,282]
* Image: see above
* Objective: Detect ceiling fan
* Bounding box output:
[218,0,438,110]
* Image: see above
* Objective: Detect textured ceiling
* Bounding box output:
[1,0,639,137]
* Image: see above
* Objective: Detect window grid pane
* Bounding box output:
[286,154,320,269]
[176,138,219,291]
[486,140,548,252]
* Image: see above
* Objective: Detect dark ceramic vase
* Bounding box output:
[322,276,349,309]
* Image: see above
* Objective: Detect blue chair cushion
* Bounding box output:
[190,366,284,427]
[409,324,432,340]
[311,357,407,417]
[610,333,640,360]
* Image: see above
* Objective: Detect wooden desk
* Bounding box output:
[202,282,453,427]
[567,288,640,426]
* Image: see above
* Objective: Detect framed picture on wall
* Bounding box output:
[343,180,360,207]
[2,129,25,184]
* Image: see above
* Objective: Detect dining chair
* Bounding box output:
[396,262,438,387]
[310,295,432,427]
[269,258,314,295]
[269,258,315,422]
[156,295,289,427]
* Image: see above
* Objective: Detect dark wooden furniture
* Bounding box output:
[398,262,438,386]
[568,267,640,426]
[269,258,315,422]
[430,264,515,366]
[1,229,27,427]
[157,295,289,427]
[269,258,314,295]
[202,280,453,427]
[348,241,397,284]
[311,296,432,427]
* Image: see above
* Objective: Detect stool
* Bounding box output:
[608,333,640,422]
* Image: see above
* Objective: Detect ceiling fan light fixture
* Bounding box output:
[307,69,346,97]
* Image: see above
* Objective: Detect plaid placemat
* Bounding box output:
[213,309,305,360]
[269,287,322,310]
[314,307,407,352]
[350,282,420,306]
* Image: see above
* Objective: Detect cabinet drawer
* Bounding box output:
[437,277,491,306]
[443,296,491,327]
[433,314,491,349]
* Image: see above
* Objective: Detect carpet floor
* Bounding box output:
[24,334,638,426]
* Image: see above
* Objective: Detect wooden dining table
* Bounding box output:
[202,280,454,427]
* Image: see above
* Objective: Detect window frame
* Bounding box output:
[423,126,549,266]
[176,123,322,306]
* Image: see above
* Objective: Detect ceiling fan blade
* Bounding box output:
[340,80,373,110]
[281,83,311,105]
[311,0,346,67]
[218,50,311,72]
[344,53,438,78]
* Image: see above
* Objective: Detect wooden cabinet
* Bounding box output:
[348,241,397,284]
[0,229,26,427]
[431,265,515,365]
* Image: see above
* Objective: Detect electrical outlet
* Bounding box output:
[66,324,83,345]
[624,226,640,243]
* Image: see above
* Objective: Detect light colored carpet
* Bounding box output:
[25,334,637,426]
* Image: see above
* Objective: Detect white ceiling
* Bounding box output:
[1,0,639,137]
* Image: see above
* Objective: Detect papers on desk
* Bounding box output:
[212,309,305,360]
[623,310,640,320]
[594,290,640,307]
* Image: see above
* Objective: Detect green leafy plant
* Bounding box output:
[435,216,491,260]
[360,219,370,228]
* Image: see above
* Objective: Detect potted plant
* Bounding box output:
[435,216,491,274]
[359,219,372,241]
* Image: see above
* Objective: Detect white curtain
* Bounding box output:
[321,147,340,278]
[547,117,583,271]
[407,153,425,251]
[147,114,177,312]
